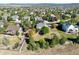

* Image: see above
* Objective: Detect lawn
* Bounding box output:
[57,30,77,39]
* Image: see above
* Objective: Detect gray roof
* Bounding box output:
[36,22,47,29]
[12,15,19,20]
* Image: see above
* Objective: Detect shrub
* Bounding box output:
[60,20,65,24]
[2,37,9,46]
[0,16,2,20]
[38,38,46,48]
[59,38,66,45]
[49,35,59,47]
[76,36,79,43]
[51,23,57,28]
[0,28,5,34]
[27,36,38,51]
[12,42,19,49]
[71,13,76,18]
[40,26,49,35]
[28,28,36,36]
[35,41,40,49]
[45,41,49,49]
[21,20,31,30]
[7,16,13,22]
[38,38,49,49]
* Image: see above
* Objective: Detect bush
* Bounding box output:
[12,42,19,49]
[60,20,65,24]
[35,41,40,49]
[59,38,66,45]
[21,20,31,30]
[71,13,76,18]
[0,28,5,34]
[7,16,13,22]
[40,26,49,35]
[76,36,79,43]
[38,38,49,49]
[45,42,49,49]
[27,36,38,51]
[49,35,59,47]
[2,37,9,46]
[38,38,46,48]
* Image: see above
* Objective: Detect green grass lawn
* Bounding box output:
[57,30,77,39]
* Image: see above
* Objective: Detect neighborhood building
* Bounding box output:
[62,22,78,34]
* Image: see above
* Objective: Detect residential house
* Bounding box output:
[36,21,49,29]
[76,14,79,17]
[12,15,19,21]
[50,14,57,21]
[62,22,78,34]
[23,16,30,21]
[0,20,4,28]
[2,13,9,21]
[15,19,21,27]
[6,23,19,35]
[35,16,43,22]
[65,14,71,18]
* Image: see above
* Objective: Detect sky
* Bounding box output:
[0,0,79,3]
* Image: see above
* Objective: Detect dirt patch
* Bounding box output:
[0,44,79,55]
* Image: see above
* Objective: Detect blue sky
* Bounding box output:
[0,0,78,3]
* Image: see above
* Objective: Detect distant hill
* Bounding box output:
[0,3,79,8]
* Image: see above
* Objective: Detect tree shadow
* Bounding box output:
[56,23,63,31]
[68,38,79,44]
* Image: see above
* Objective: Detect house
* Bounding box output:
[50,14,57,21]
[51,14,56,18]
[0,21,4,28]
[62,22,78,34]
[35,16,43,22]
[15,19,21,27]
[23,16,30,21]
[76,14,79,17]
[6,23,19,35]
[0,20,5,28]
[18,27,23,37]
[36,21,48,29]
[12,15,19,21]
[65,14,71,18]
[2,14,8,21]
[15,11,18,14]
[30,12,34,15]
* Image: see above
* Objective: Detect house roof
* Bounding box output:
[51,14,56,17]
[35,16,43,21]
[62,22,71,31]
[6,22,19,35]
[0,21,4,26]
[36,22,46,29]
[23,16,30,20]
[12,15,19,20]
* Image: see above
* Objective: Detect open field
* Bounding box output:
[0,44,79,55]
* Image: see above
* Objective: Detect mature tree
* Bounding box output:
[71,13,76,18]
[21,20,31,30]
[39,26,50,35]
[0,16,2,20]
[7,16,13,22]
